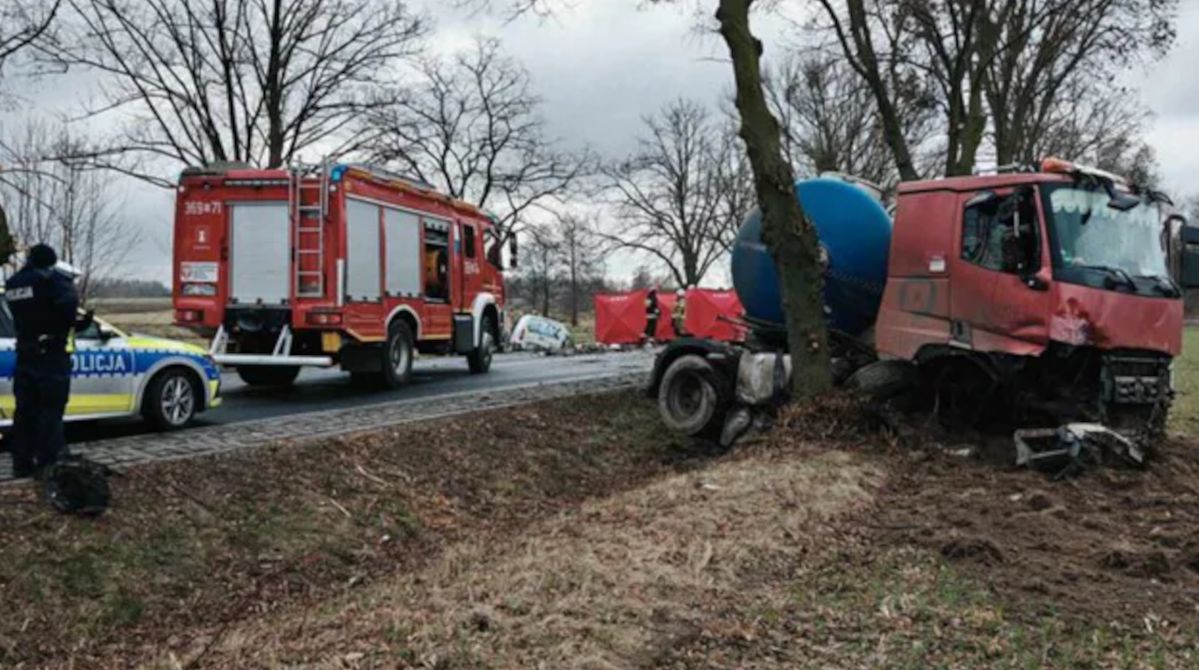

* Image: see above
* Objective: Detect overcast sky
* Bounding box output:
[1,0,1197,285]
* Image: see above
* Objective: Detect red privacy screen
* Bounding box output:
[594,288,745,344]
[594,290,648,345]
[682,288,746,342]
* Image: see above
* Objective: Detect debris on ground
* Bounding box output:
[1015,422,1144,478]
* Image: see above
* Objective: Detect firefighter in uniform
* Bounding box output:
[672,287,688,337]
[5,244,79,479]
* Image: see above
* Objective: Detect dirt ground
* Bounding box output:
[3,390,1199,668]
[659,398,1199,668]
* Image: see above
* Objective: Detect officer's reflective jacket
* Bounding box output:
[4,265,79,355]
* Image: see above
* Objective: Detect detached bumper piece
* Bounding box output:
[1014,423,1144,480]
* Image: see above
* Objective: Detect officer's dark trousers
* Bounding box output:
[10,352,71,474]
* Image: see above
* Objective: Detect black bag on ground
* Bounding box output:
[42,457,112,517]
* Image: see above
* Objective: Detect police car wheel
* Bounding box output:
[143,368,199,430]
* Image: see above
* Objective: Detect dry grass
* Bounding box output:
[0,391,691,668]
[202,450,879,668]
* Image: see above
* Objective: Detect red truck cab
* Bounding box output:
[173,162,505,388]
[875,159,1189,431]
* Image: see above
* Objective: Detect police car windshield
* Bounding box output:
[1041,183,1168,278]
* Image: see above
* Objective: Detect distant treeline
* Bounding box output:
[87,278,171,298]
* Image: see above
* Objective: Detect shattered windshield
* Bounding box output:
[1041,184,1168,278]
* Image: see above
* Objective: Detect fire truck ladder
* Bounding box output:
[291,161,329,298]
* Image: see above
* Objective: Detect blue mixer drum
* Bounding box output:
[730,177,892,336]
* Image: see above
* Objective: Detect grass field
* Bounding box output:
[86,299,208,347]
[1171,326,1199,436]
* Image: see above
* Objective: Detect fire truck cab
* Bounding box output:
[172,163,505,388]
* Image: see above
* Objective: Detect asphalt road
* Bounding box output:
[66,350,655,443]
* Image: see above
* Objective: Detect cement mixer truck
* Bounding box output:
[647,159,1199,446]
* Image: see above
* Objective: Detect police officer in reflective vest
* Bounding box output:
[5,244,78,479]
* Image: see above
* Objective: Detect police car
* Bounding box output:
[0,300,222,430]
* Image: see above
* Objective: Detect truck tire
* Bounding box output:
[468,317,495,375]
[380,320,415,388]
[237,365,300,387]
[845,360,916,401]
[658,354,725,437]
[143,367,200,430]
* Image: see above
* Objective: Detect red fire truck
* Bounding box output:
[172,162,506,388]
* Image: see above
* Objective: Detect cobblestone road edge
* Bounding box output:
[0,373,647,484]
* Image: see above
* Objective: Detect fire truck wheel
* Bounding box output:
[237,365,301,387]
[468,318,496,374]
[381,320,415,388]
[657,354,724,437]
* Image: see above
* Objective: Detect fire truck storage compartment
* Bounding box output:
[346,198,382,302]
[230,202,290,304]
[384,208,423,297]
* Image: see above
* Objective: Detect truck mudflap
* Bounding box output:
[209,324,333,367]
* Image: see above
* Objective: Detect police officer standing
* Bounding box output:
[5,244,78,479]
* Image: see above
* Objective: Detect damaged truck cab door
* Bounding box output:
[950,186,1053,350]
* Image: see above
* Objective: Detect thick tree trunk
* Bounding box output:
[715,0,831,398]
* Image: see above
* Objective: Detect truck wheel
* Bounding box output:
[658,354,725,437]
[380,320,415,388]
[237,365,300,387]
[143,368,200,431]
[845,360,916,401]
[468,317,495,375]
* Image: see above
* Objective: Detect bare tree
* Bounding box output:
[764,51,918,190]
[519,223,560,317]
[709,116,756,253]
[628,264,673,291]
[554,214,602,326]
[984,0,1176,166]
[0,119,140,297]
[816,0,1177,178]
[1029,77,1160,185]
[40,0,426,185]
[604,98,750,288]
[810,0,926,180]
[360,37,591,249]
[0,0,63,258]
[0,0,61,77]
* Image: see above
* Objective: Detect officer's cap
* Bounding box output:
[28,244,57,269]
